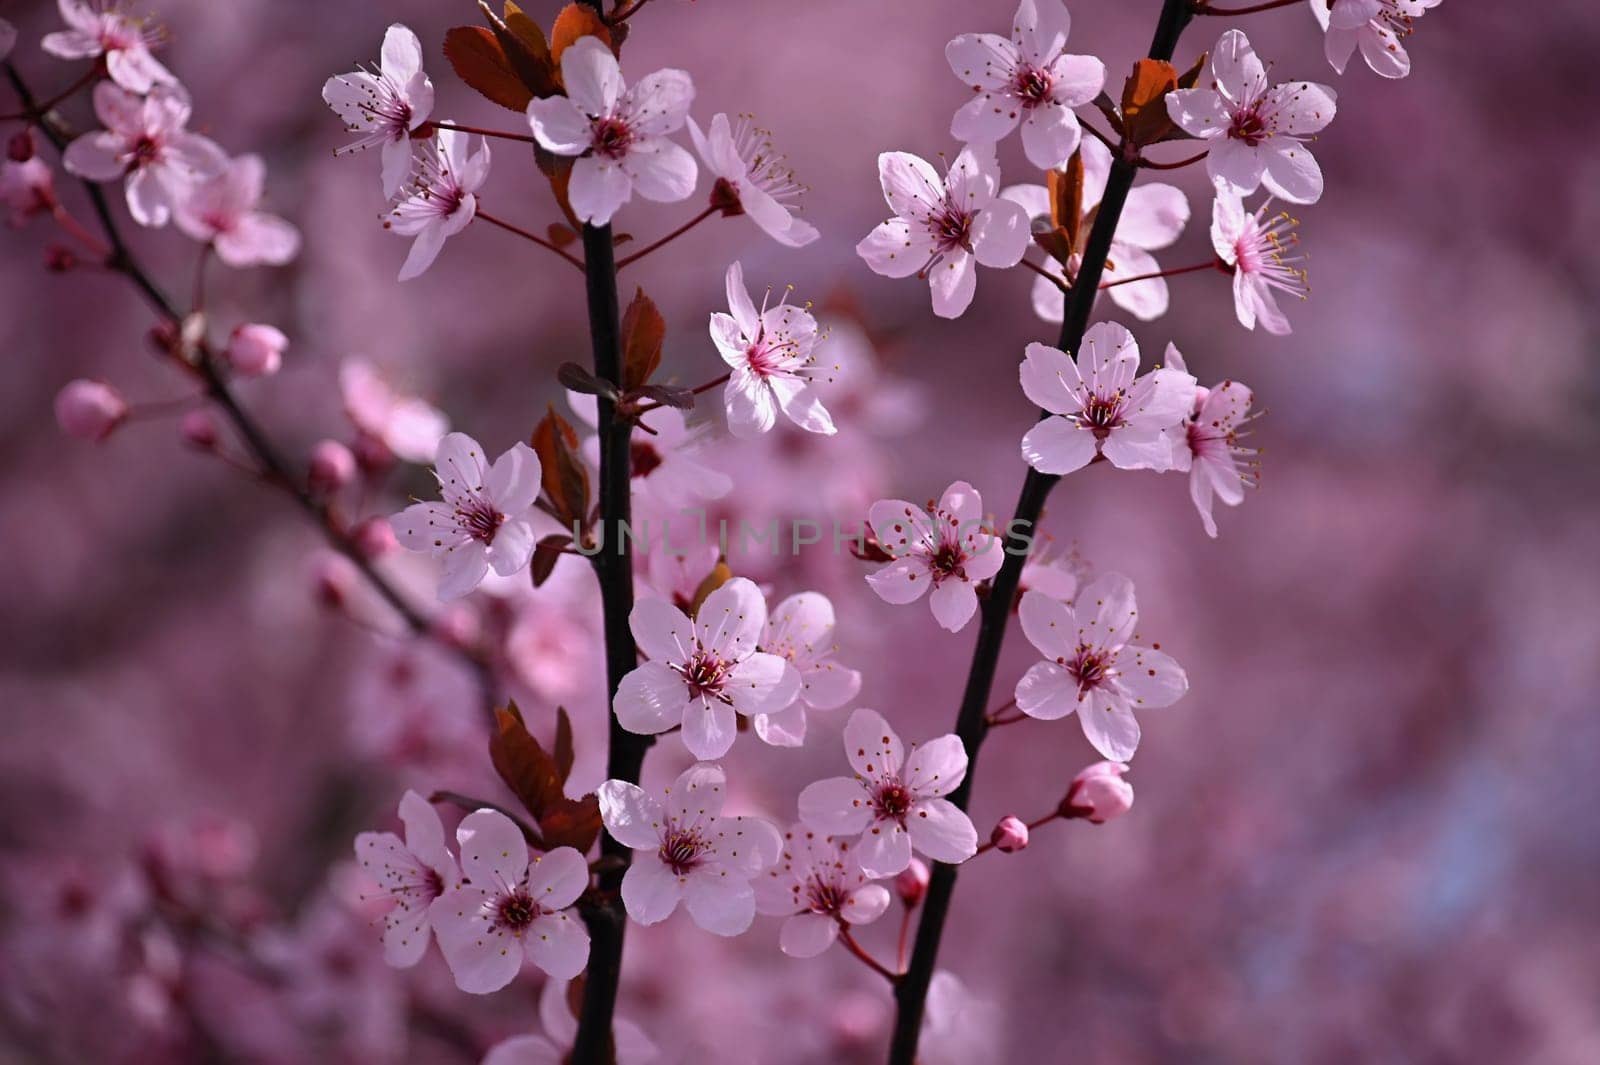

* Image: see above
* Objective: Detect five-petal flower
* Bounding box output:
[1163,346,1259,538]
[751,592,862,747]
[353,789,461,968]
[712,261,837,439]
[688,113,817,246]
[174,154,301,267]
[387,127,490,281]
[1312,0,1440,80]
[43,0,175,94]
[1210,188,1309,335]
[322,23,435,198]
[866,480,1004,633]
[754,826,891,958]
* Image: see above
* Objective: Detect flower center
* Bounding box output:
[1013,65,1054,107]
[630,441,663,478]
[455,498,505,544]
[494,890,541,932]
[1227,106,1268,147]
[929,541,965,582]
[872,778,914,823]
[591,116,634,160]
[130,135,162,167]
[679,652,730,702]
[1068,646,1111,692]
[804,876,849,916]
[931,205,973,250]
[659,826,707,875]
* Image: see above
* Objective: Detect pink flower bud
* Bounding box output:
[1062,761,1134,824]
[352,431,395,474]
[54,379,127,442]
[895,858,930,909]
[0,157,53,224]
[351,515,397,559]
[313,554,356,610]
[224,323,286,377]
[179,410,220,451]
[307,439,356,495]
[989,815,1029,853]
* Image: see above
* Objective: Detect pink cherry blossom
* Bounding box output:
[1163,346,1259,538]
[754,826,892,958]
[339,357,449,465]
[173,155,301,267]
[322,23,435,198]
[598,763,783,936]
[614,577,801,759]
[895,858,930,908]
[752,592,862,747]
[427,810,591,992]
[945,0,1106,169]
[1165,29,1337,205]
[1062,760,1134,823]
[569,391,732,511]
[1013,578,1187,761]
[797,708,978,877]
[989,815,1029,853]
[386,128,489,282]
[1,157,55,227]
[1002,137,1190,322]
[390,432,543,601]
[1018,321,1196,476]
[1018,542,1088,602]
[308,439,357,495]
[867,480,1003,633]
[527,37,696,226]
[1313,0,1440,80]
[42,0,175,94]
[55,378,127,441]
[1211,189,1308,335]
[856,146,1030,319]
[712,261,836,439]
[352,790,460,968]
[482,977,657,1064]
[223,322,286,377]
[62,83,226,228]
[688,112,817,246]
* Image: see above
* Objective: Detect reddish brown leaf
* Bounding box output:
[443,26,533,112]
[620,288,666,391]
[531,534,571,588]
[539,794,602,853]
[1178,51,1208,91]
[493,1,560,97]
[547,222,578,248]
[489,703,565,820]
[531,406,591,530]
[550,3,614,79]
[1120,59,1180,148]
[553,707,575,783]
[1048,148,1086,254]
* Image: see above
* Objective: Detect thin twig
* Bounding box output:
[1099,259,1220,290]
[1020,257,1067,291]
[840,925,900,984]
[477,208,586,272]
[1140,147,1208,170]
[615,205,718,270]
[424,119,538,145]
[430,791,546,848]
[1192,0,1300,15]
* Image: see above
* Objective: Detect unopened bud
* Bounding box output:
[351,515,397,559]
[54,379,128,442]
[313,554,356,610]
[8,130,34,163]
[307,439,356,495]
[989,815,1029,853]
[224,323,286,377]
[179,410,220,451]
[895,858,929,909]
[1061,761,1134,824]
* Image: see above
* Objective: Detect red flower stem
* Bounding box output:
[0,65,98,122]
[1192,0,1301,15]
[615,205,718,270]
[1082,117,1121,152]
[1020,256,1067,290]
[423,119,538,145]
[885,3,1197,1062]
[840,924,901,984]
[1140,147,1209,170]
[476,208,587,272]
[629,371,733,416]
[429,791,546,848]
[3,61,497,706]
[1099,259,1221,289]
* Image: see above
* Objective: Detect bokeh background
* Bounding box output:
[3,0,1598,1062]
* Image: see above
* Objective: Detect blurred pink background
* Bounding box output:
[3,0,1599,1062]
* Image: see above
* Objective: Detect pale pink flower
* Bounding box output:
[386,128,489,281]
[340,358,449,464]
[797,708,978,877]
[428,810,591,992]
[1013,578,1187,761]
[1165,29,1337,205]
[390,432,543,601]
[1002,137,1189,322]
[223,322,286,377]
[1211,188,1307,335]
[1163,346,1259,538]
[62,83,226,228]
[1018,321,1196,476]
[1313,0,1440,80]
[754,826,891,957]
[642,524,719,612]
[712,261,836,439]
[752,592,862,747]
[989,816,1029,853]
[174,155,300,267]
[856,146,1030,319]
[867,480,1003,633]
[352,790,460,968]
[55,378,127,441]
[527,37,696,226]
[614,577,800,759]
[322,23,435,198]
[42,0,175,94]
[1018,543,1088,602]
[945,0,1106,169]
[482,978,656,1065]
[688,112,817,246]
[598,763,782,935]
[1062,760,1134,823]
[569,392,732,510]
[1,157,55,227]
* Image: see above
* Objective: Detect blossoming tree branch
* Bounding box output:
[3,0,1442,1060]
